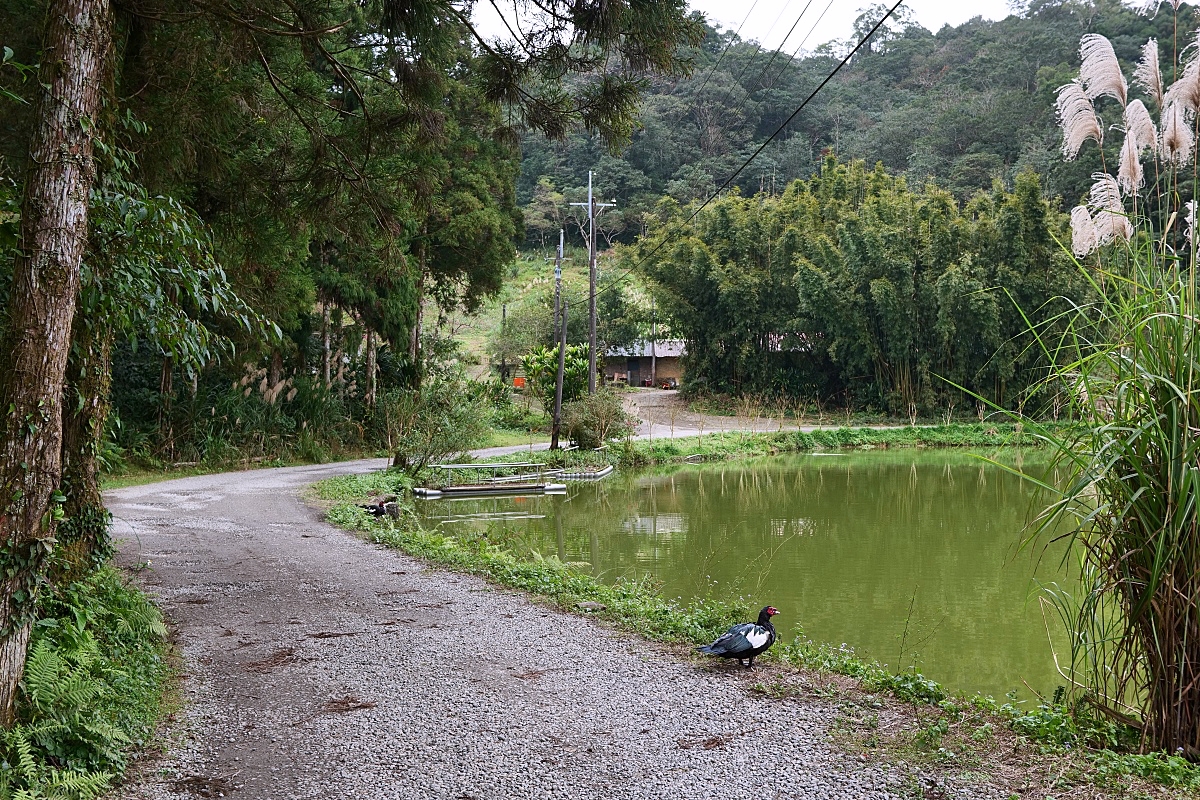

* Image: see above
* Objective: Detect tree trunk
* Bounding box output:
[56,321,113,584]
[322,303,331,390]
[0,0,111,727]
[409,237,425,389]
[365,329,377,409]
[158,356,173,457]
[268,348,282,391]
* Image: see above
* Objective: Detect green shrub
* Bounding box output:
[381,373,490,475]
[562,389,636,448]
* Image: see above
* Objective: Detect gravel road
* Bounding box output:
[109,459,965,800]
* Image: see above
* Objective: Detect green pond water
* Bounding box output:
[417,450,1068,701]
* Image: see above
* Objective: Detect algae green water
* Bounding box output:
[418,450,1066,700]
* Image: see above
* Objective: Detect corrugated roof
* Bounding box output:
[606,339,686,358]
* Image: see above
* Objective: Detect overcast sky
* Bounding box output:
[472,1,1017,55]
[688,1,1015,51]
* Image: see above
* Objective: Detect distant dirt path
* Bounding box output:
[623,389,794,437]
[109,460,927,800]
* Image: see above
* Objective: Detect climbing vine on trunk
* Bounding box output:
[0,0,112,727]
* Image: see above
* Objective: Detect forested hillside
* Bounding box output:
[520,0,1196,248]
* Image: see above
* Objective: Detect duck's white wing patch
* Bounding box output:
[745,625,771,648]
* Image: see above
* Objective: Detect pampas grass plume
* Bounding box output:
[1057,80,1103,160]
[1089,173,1133,245]
[1135,39,1163,108]
[1124,100,1157,152]
[1071,205,1099,257]
[1118,135,1144,195]
[1080,34,1128,106]
[1165,31,1200,111]
[1159,101,1194,166]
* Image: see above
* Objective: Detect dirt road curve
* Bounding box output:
[109,460,939,800]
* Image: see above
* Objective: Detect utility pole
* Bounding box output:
[499,303,508,384]
[551,230,566,449]
[554,297,568,448]
[650,296,657,388]
[571,171,614,394]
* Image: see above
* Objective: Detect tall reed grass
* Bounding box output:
[1023,6,1200,758]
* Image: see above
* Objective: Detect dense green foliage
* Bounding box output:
[560,388,637,448]
[628,158,1088,413]
[518,0,1200,250]
[521,344,589,406]
[381,369,490,475]
[0,0,702,470]
[0,567,168,799]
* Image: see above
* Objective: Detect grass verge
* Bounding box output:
[315,462,1199,799]
[100,449,389,490]
[0,565,170,799]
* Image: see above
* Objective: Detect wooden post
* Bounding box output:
[588,172,597,393]
[571,172,613,395]
[499,303,508,384]
[365,329,377,408]
[650,296,657,388]
[555,299,568,446]
[322,302,331,389]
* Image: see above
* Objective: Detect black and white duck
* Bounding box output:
[697,606,778,667]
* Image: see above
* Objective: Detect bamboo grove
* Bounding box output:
[629,158,1092,417]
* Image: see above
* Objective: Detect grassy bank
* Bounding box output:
[625,423,1042,466]
[315,462,1198,798]
[423,423,1048,482]
[0,566,170,798]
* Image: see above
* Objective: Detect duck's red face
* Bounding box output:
[766,607,778,616]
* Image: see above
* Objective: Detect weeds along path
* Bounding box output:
[109,458,918,800]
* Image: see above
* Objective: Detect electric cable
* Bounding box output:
[688,0,764,104]
[722,0,815,115]
[726,0,836,135]
[706,0,797,116]
[761,0,839,100]
[575,0,906,305]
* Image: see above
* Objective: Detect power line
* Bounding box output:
[761,0,839,100]
[723,0,816,113]
[578,0,906,306]
[559,2,759,250]
[706,0,798,115]
[725,0,836,135]
[689,0,764,103]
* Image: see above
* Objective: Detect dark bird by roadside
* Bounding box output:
[697,606,778,667]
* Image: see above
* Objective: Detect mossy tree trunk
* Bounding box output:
[0,0,111,727]
[56,320,114,585]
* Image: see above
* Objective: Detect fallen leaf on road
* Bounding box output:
[170,771,241,797]
[243,647,297,674]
